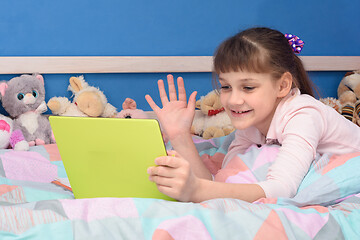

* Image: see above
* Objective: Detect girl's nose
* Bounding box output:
[228,92,244,105]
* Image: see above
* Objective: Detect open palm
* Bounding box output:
[145,75,197,141]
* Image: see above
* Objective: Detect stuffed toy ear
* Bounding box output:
[35,74,44,85]
[344,71,355,77]
[70,77,82,93]
[69,76,87,93]
[0,82,8,97]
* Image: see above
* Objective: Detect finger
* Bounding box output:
[187,91,197,110]
[157,185,183,201]
[150,175,173,188]
[155,155,182,168]
[145,95,161,113]
[177,77,187,102]
[167,74,177,101]
[158,79,169,106]
[148,165,175,178]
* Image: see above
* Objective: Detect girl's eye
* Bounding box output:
[17,93,25,100]
[220,85,231,91]
[32,90,38,98]
[243,86,255,91]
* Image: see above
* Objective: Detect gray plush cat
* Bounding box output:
[0,74,55,145]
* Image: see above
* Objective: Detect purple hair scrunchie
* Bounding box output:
[285,33,304,54]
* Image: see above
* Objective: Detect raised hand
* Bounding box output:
[145,74,197,141]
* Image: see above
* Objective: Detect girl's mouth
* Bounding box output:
[230,109,253,117]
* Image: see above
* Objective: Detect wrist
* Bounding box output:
[190,178,208,203]
[168,132,193,147]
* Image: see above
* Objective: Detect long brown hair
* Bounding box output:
[213,27,315,97]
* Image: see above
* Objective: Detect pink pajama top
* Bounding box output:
[222,88,360,198]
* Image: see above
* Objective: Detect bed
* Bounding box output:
[0,56,360,239]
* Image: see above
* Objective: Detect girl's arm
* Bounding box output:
[146,75,212,180]
[148,151,266,203]
[195,179,265,203]
[259,107,325,198]
[167,131,212,180]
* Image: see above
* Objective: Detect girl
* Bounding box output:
[145,27,360,203]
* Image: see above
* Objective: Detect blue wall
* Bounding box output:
[0,0,359,113]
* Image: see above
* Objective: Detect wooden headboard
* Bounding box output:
[0,56,358,118]
[0,56,359,74]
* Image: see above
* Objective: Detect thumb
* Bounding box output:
[167,150,179,157]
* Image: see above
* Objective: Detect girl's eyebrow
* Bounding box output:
[219,77,256,82]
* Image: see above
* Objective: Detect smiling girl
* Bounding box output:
[145,27,360,202]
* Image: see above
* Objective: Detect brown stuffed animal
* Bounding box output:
[47,75,117,117]
[191,90,234,139]
[337,70,360,126]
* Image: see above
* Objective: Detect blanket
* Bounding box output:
[0,134,360,239]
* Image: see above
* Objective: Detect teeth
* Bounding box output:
[233,110,249,113]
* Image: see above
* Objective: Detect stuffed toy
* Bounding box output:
[337,70,360,126]
[191,90,235,139]
[0,115,29,151]
[115,98,171,142]
[47,75,117,117]
[319,97,342,113]
[116,98,148,119]
[0,74,54,146]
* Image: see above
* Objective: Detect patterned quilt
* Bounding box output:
[1,134,360,239]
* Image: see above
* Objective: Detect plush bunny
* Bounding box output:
[0,74,54,146]
[47,75,117,117]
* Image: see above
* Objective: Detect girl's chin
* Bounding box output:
[230,120,252,130]
[236,125,250,130]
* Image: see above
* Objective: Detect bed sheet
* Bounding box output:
[0,136,359,239]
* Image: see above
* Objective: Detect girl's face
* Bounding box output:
[219,71,284,136]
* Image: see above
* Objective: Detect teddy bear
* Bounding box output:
[191,90,235,139]
[47,75,117,118]
[337,70,360,126]
[0,74,54,146]
[116,98,148,119]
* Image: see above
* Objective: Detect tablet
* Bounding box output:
[49,116,173,201]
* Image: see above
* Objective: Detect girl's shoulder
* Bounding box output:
[274,90,340,127]
[281,90,325,113]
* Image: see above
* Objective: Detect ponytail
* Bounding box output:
[293,55,315,97]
